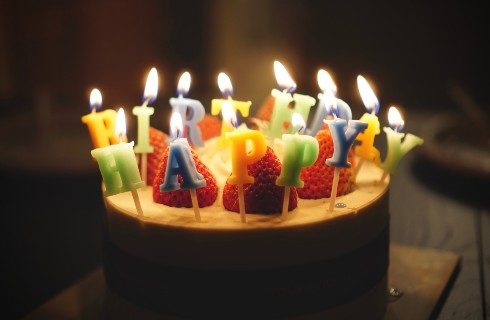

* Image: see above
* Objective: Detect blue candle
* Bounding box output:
[169,72,205,147]
[324,118,367,168]
[160,137,206,191]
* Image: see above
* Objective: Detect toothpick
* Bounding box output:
[328,168,340,211]
[237,184,247,223]
[189,189,202,222]
[282,186,291,219]
[353,158,365,184]
[140,153,148,184]
[130,188,144,217]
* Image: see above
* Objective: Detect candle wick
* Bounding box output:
[91,108,96,114]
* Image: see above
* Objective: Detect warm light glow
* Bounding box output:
[177,71,191,97]
[143,67,158,104]
[217,72,233,98]
[170,112,184,138]
[317,69,337,95]
[357,75,380,114]
[221,100,237,128]
[89,88,102,111]
[274,60,296,92]
[115,108,127,142]
[291,112,306,134]
[388,106,405,132]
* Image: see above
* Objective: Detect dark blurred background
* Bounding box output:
[0,0,488,318]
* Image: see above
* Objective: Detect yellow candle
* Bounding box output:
[226,129,267,185]
[211,73,251,147]
[82,88,118,148]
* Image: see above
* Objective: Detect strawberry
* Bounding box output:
[297,125,354,199]
[153,147,218,208]
[197,114,221,141]
[222,147,297,214]
[256,95,275,121]
[146,127,168,186]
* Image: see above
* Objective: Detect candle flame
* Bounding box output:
[274,60,296,93]
[89,88,102,111]
[388,106,405,132]
[170,112,184,138]
[143,67,158,104]
[217,72,233,98]
[357,75,380,114]
[177,71,191,97]
[115,108,127,142]
[317,69,337,95]
[291,112,306,134]
[221,100,237,128]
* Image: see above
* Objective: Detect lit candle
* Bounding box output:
[133,67,158,184]
[267,61,316,139]
[353,75,382,180]
[169,71,206,147]
[226,129,267,223]
[160,112,206,222]
[211,72,251,147]
[277,113,319,218]
[308,69,352,136]
[324,104,367,211]
[91,108,145,216]
[81,88,118,148]
[380,106,424,182]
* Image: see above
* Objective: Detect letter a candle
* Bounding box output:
[82,88,118,148]
[91,108,145,216]
[133,68,158,184]
[324,103,367,211]
[226,129,267,223]
[380,106,424,182]
[276,113,319,219]
[160,112,206,222]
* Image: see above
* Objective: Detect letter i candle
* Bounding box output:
[133,68,158,184]
[160,112,206,222]
[276,113,319,219]
[91,108,145,216]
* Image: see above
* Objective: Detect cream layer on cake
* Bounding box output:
[105,137,389,271]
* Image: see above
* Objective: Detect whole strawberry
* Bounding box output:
[223,147,298,214]
[297,126,354,199]
[197,114,221,141]
[146,127,168,186]
[153,147,218,208]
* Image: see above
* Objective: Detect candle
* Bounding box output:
[91,108,145,216]
[308,69,352,136]
[211,72,251,147]
[380,106,424,181]
[354,76,382,174]
[133,67,158,184]
[267,61,315,139]
[169,71,206,147]
[226,128,267,222]
[81,88,118,148]
[324,103,367,211]
[277,113,319,218]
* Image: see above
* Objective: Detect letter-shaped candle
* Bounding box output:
[211,72,251,147]
[169,71,206,147]
[380,107,424,181]
[226,129,267,222]
[308,69,352,136]
[82,88,118,148]
[91,108,145,216]
[277,113,319,218]
[267,61,315,138]
[354,76,382,179]
[133,67,158,184]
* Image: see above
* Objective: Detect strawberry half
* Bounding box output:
[197,114,221,141]
[153,146,218,208]
[222,147,298,214]
[297,126,354,199]
[256,95,275,121]
[146,127,168,186]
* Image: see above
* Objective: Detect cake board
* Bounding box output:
[24,244,461,319]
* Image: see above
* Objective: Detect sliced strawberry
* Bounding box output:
[197,114,221,141]
[146,127,168,186]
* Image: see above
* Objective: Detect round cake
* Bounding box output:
[102,135,390,319]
